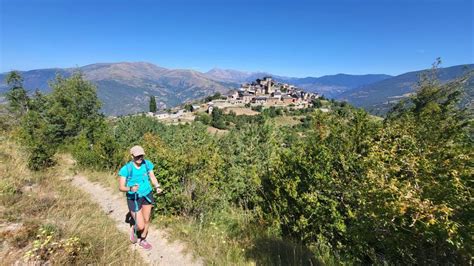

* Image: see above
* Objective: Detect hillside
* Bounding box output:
[337,64,474,114]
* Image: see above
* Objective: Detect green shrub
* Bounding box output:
[195,112,211,125]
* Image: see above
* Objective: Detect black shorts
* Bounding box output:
[126,192,155,212]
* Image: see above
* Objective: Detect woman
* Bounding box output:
[118,145,163,250]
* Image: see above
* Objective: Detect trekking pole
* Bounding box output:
[133,185,139,240]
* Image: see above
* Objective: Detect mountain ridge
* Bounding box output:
[336,64,474,115]
[0,62,231,115]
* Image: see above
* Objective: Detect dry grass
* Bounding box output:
[369,114,384,121]
[271,115,304,127]
[206,126,229,136]
[224,107,259,116]
[0,135,144,265]
[79,168,119,190]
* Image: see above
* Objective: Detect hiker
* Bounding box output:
[118,145,163,250]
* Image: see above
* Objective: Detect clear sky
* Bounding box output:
[1,0,472,77]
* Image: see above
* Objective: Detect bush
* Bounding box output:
[24,225,90,264]
[195,112,211,125]
[251,105,263,112]
[211,107,226,129]
[143,127,226,216]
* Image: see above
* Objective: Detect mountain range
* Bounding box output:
[0,62,472,116]
[337,64,473,115]
[0,62,234,115]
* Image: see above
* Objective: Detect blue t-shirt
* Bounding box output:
[118,160,154,197]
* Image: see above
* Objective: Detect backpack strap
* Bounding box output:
[126,161,134,185]
[144,160,151,174]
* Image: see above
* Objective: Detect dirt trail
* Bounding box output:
[71,175,203,266]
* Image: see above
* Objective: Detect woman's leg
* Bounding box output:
[131,209,145,232]
[140,204,153,239]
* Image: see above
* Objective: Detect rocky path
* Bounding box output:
[71,174,203,266]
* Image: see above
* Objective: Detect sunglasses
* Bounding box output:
[133,155,144,160]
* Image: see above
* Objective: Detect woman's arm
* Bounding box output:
[148,171,163,193]
[148,171,159,187]
[118,177,138,192]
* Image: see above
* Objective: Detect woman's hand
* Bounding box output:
[154,185,163,194]
[149,171,163,194]
[130,185,139,192]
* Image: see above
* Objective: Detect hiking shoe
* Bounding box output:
[139,239,152,250]
[130,227,138,244]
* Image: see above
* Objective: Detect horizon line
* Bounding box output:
[1,61,473,79]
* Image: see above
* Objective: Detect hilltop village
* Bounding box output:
[210,76,319,110]
[145,76,320,122]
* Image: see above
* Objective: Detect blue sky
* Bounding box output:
[1,0,472,77]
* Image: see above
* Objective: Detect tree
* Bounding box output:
[149,96,157,112]
[19,90,57,170]
[18,72,105,170]
[211,107,226,129]
[195,112,211,125]
[5,71,29,115]
[205,92,223,102]
[312,98,322,108]
[184,103,193,112]
[47,72,103,142]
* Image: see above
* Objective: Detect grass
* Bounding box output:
[0,134,145,265]
[79,168,118,190]
[224,107,260,116]
[154,208,254,265]
[206,126,229,136]
[271,115,304,127]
